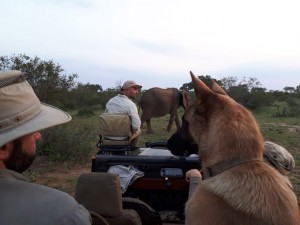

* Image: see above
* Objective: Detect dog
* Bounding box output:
[168,72,300,225]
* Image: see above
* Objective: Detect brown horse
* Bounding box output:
[168,72,300,225]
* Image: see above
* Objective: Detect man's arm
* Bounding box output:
[128,102,141,131]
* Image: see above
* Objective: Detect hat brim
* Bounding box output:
[132,85,142,88]
[0,103,71,147]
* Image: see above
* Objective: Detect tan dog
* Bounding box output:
[183,72,300,225]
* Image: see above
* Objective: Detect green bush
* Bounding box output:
[37,116,99,162]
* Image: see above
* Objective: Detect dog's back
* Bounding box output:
[184,73,300,225]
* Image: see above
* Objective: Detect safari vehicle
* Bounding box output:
[76,113,293,225]
[77,113,201,225]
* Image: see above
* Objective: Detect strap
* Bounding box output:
[201,158,263,179]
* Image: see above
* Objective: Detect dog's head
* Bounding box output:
[167,116,198,156]
[168,71,264,165]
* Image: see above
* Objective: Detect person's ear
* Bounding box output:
[0,142,13,160]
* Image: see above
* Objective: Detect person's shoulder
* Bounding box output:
[107,95,118,101]
[9,179,77,205]
[32,182,74,199]
[25,182,91,220]
[107,94,126,102]
[0,179,91,225]
[32,183,92,224]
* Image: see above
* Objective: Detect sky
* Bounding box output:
[1,0,300,91]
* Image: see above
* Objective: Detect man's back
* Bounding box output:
[106,94,141,131]
[0,169,91,225]
[106,94,134,114]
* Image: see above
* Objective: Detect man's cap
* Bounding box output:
[122,80,142,90]
[0,70,72,147]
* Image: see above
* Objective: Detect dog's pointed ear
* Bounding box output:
[211,80,228,96]
[190,71,212,98]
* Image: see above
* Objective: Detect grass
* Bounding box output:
[253,106,300,200]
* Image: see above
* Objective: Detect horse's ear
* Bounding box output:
[211,80,227,96]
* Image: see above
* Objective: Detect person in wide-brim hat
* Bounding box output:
[0,70,91,225]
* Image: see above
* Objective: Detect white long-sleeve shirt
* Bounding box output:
[105,94,141,131]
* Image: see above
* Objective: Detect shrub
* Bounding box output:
[37,116,98,162]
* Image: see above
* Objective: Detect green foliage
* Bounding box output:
[0,54,78,106]
[66,83,103,109]
[283,86,296,93]
[286,94,300,116]
[98,89,118,109]
[180,75,219,91]
[227,84,249,105]
[37,116,99,162]
[245,89,274,110]
[270,97,300,117]
[2,53,299,113]
[76,108,95,117]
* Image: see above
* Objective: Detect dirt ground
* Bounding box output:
[25,156,91,196]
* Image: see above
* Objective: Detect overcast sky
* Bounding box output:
[1,0,300,91]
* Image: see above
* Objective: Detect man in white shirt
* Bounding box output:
[106,80,142,146]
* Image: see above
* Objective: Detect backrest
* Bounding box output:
[75,172,123,217]
[99,113,132,137]
[75,172,143,225]
[99,113,133,146]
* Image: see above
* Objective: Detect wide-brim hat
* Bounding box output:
[0,70,71,147]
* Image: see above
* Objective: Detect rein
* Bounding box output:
[201,158,263,180]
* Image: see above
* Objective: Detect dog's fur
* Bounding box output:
[169,72,300,225]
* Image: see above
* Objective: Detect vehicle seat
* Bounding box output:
[75,172,142,225]
[97,113,133,147]
[122,197,162,225]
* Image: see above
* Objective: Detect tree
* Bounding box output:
[180,75,221,91]
[286,96,300,116]
[220,76,239,91]
[220,76,262,92]
[228,84,249,106]
[247,88,274,109]
[66,83,103,109]
[0,54,78,106]
[180,82,194,91]
[247,77,262,91]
